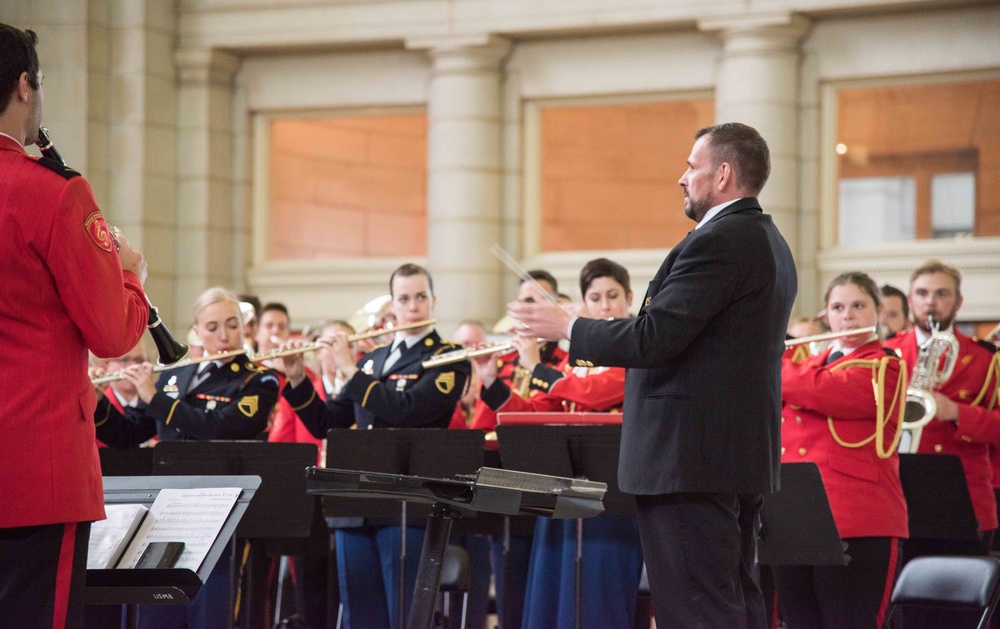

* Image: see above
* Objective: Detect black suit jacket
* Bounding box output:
[570,198,797,495]
[284,329,469,434]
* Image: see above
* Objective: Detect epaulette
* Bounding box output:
[883,347,899,357]
[974,338,1000,354]
[432,342,460,356]
[35,155,81,180]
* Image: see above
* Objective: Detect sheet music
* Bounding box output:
[116,487,241,572]
[87,503,148,569]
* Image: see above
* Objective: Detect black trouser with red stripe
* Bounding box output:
[0,522,91,629]
[772,536,902,629]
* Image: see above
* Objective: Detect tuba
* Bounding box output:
[900,315,960,453]
[37,127,189,366]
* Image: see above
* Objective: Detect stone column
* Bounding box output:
[174,47,239,321]
[700,14,810,265]
[408,35,511,335]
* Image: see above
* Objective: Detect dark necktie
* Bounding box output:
[188,363,216,392]
[826,351,844,365]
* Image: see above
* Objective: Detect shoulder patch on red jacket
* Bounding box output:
[84,211,115,252]
[37,155,81,179]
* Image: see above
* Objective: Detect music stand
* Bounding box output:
[899,453,981,558]
[758,463,847,566]
[150,441,318,629]
[99,447,154,477]
[323,429,486,629]
[495,421,631,629]
[85,475,260,628]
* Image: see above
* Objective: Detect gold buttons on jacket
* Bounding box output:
[574,359,594,368]
[795,416,802,423]
[798,447,807,456]
[961,435,972,442]
[934,444,943,452]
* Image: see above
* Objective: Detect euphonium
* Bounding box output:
[901,315,960,452]
[36,127,189,366]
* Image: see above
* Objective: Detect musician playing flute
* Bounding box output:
[776,272,908,629]
[0,23,150,629]
[280,263,468,629]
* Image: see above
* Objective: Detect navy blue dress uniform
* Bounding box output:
[93,355,278,629]
[95,355,279,447]
[282,329,469,629]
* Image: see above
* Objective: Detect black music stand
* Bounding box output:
[495,424,632,629]
[323,429,486,629]
[757,463,847,566]
[899,453,981,558]
[151,441,318,629]
[85,475,260,628]
[306,465,605,629]
[99,447,154,477]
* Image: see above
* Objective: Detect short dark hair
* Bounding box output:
[695,122,770,196]
[260,302,289,319]
[880,284,909,319]
[824,272,881,309]
[579,258,631,296]
[390,263,434,296]
[519,269,558,294]
[0,24,40,116]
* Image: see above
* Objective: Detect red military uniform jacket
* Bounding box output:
[479,352,625,415]
[886,329,1000,531]
[781,340,909,539]
[470,343,568,431]
[0,134,148,528]
[268,368,325,464]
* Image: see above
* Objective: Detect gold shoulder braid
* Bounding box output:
[969,352,1000,410]
[826,357,907,459]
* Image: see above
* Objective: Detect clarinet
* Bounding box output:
[36,127,189,365]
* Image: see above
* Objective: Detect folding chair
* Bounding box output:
[883,556,1000,629]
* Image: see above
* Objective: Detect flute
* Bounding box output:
[91,349,248,385]
[250,319,436,362]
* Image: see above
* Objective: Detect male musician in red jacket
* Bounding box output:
[0,24,150,629]
[886,260,1000,554]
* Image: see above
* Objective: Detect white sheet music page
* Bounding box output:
[87,503,149,569]
[115,487,242,571]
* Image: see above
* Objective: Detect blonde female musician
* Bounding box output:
[473,258,643,629]
[774,272,908,629]
[94,287,279,449]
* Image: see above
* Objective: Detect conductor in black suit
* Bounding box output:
[512,122,797,629]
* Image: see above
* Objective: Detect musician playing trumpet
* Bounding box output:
[776,272,908,629]
[885,260,1000,554]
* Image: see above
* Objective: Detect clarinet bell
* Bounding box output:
[146,298,189,365]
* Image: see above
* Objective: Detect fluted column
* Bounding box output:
[174,47,239,320]
[408,35,511,334]
[700,14,810,264]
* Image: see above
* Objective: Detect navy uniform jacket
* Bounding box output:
[283,330,469,435]
[570,198,797,495]
[95,355,280,448]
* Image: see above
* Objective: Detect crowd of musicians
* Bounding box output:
[80,255,1000,629]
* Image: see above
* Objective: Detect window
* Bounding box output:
[538,98,714,252]
[268,114,427,260]
[836,79,1000,245]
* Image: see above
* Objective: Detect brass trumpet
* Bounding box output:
[91,349,248,386]
[250,319,437,362]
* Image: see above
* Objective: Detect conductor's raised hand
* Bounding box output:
[507,300,573,342]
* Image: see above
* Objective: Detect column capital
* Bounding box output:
[698,13,810,54]
[407,34,511,72]
[175,47,240,86]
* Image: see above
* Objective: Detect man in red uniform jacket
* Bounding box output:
[0,24,149,629]
[886,260,1000,553]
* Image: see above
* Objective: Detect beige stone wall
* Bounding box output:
[3,0,999,332]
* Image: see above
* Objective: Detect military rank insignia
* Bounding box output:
[435,372,455,394]
[238,395,259,417]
